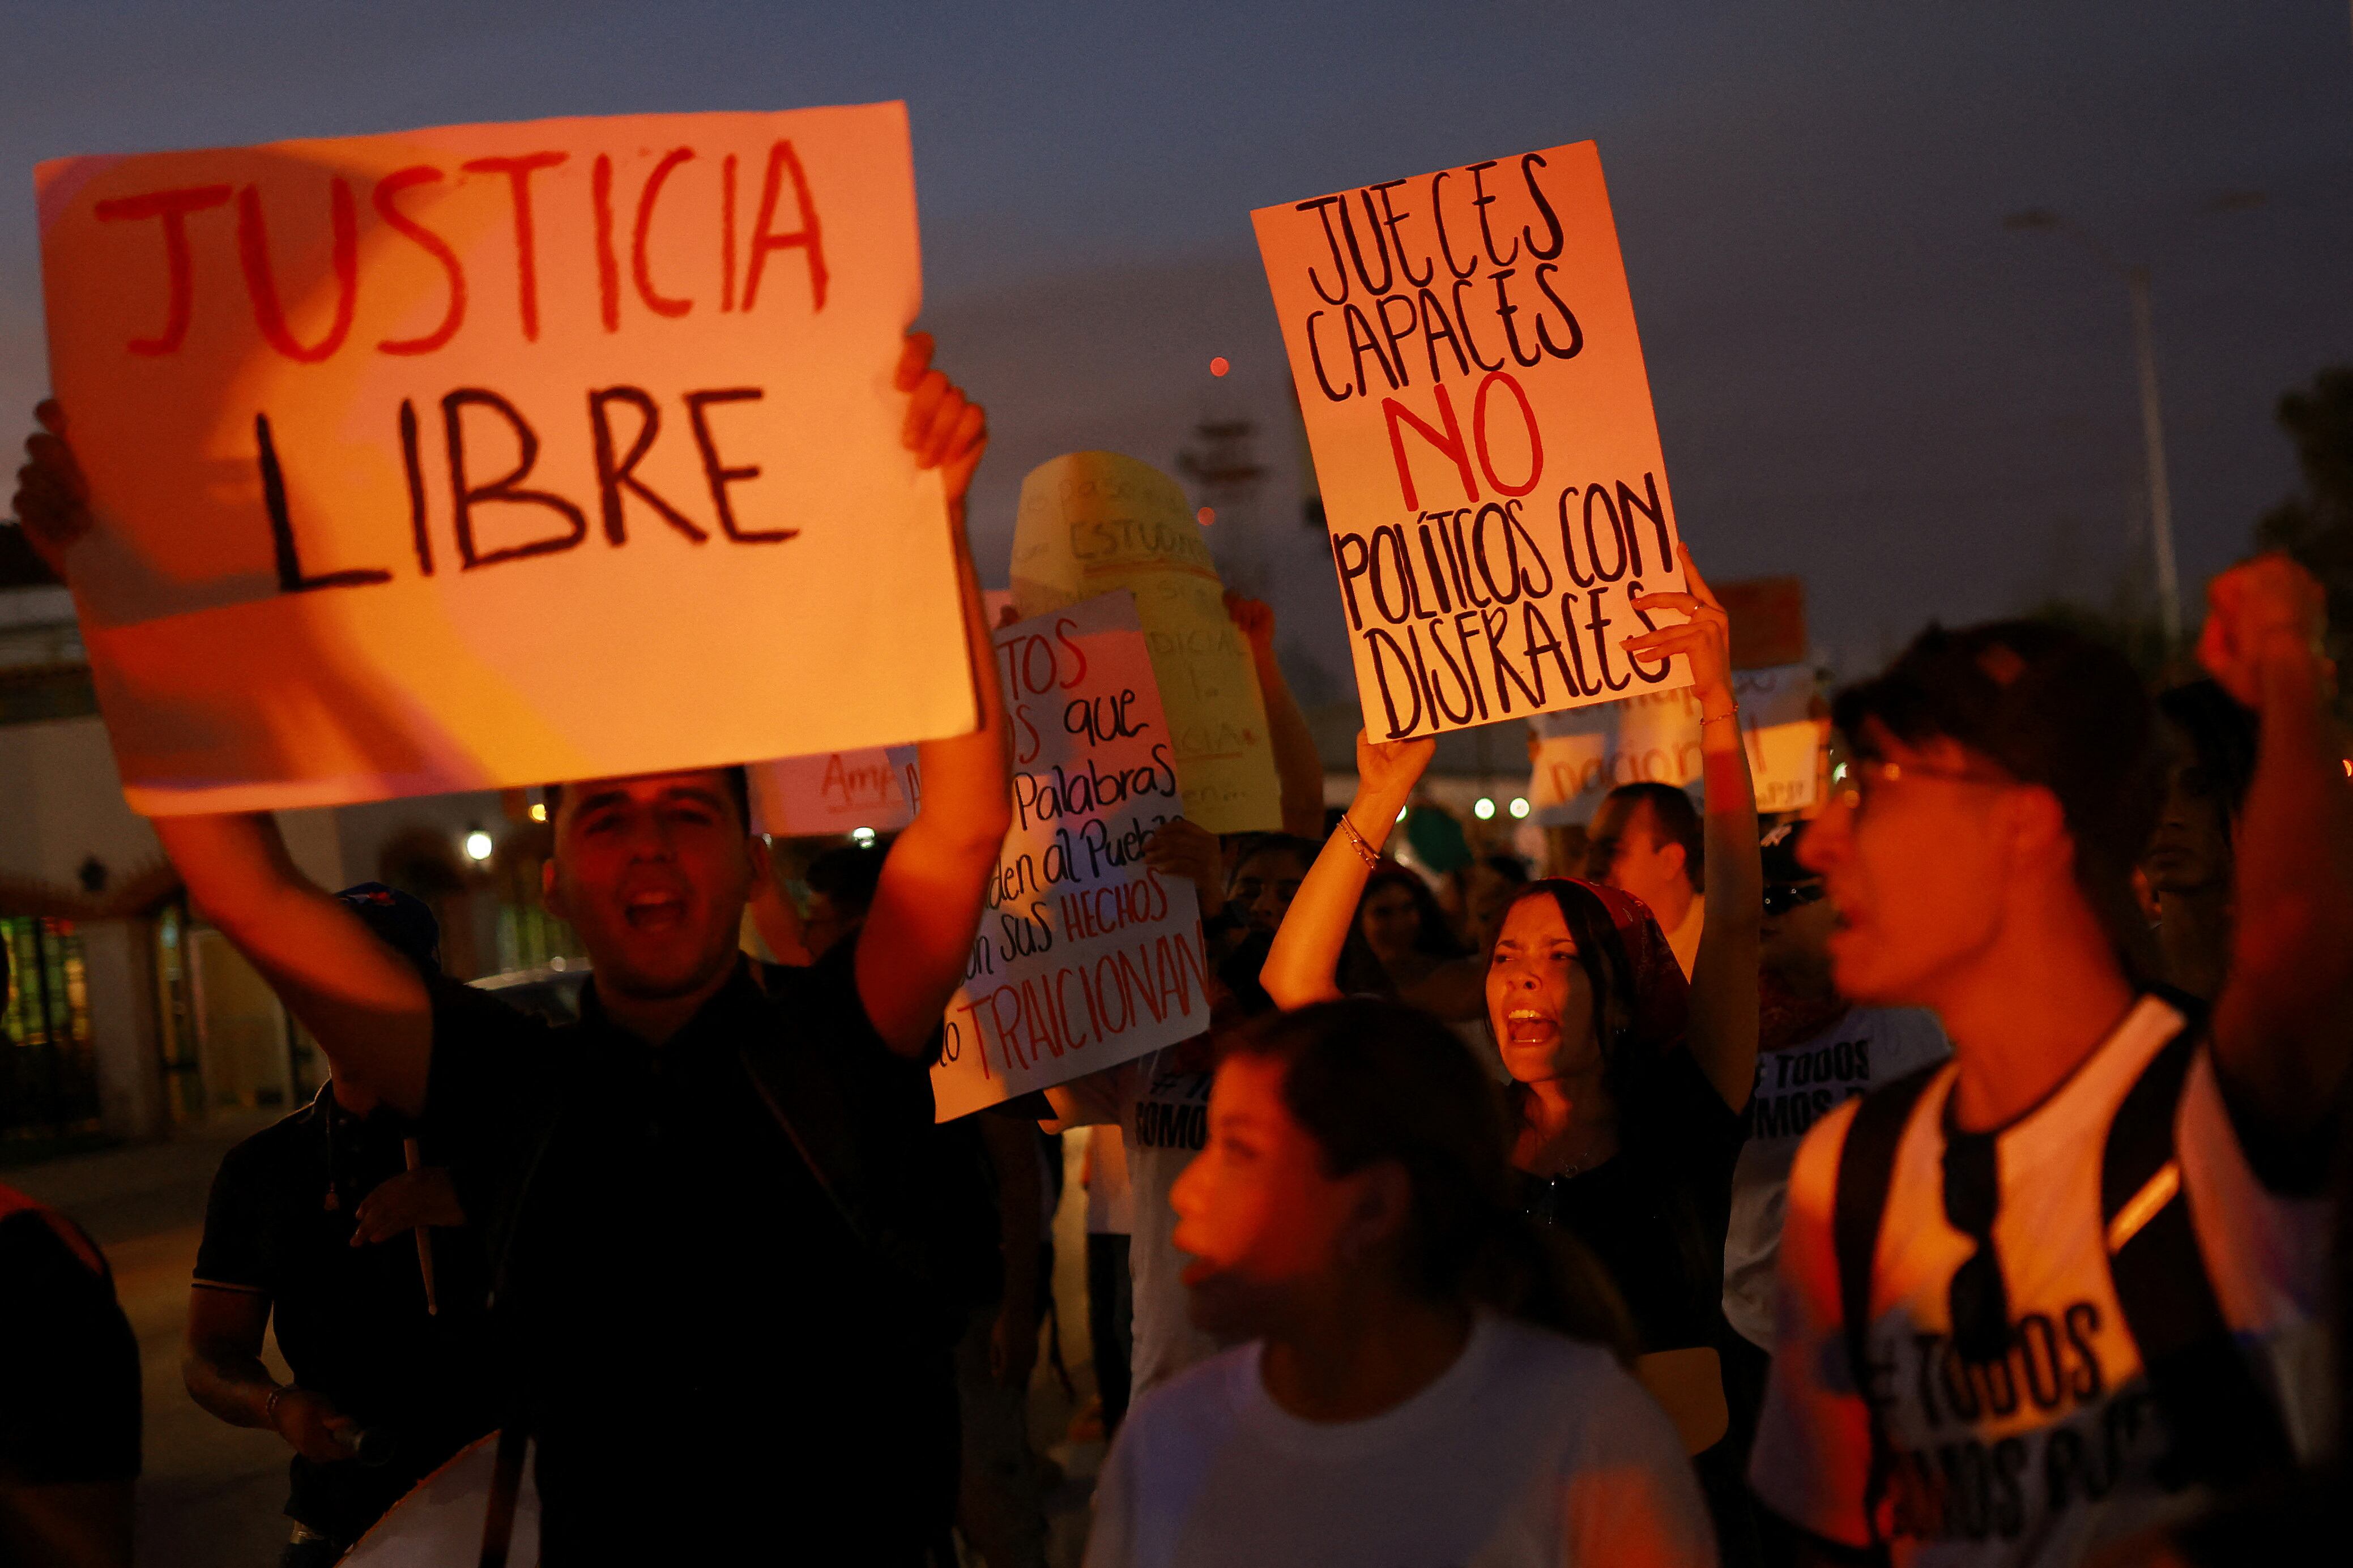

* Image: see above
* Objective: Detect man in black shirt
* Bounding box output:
[185,885,496,1565]
[15,334,1008,1562]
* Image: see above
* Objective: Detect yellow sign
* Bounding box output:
[1009,452,1281,834]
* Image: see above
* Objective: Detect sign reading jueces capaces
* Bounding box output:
[1252,142,1694,740]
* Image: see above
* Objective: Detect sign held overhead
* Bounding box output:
[1252,141,1694,741]
[39,102,973,814]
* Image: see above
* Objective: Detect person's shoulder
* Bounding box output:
[1120,1339,1255,1447]
[1784,1091,1871,1224]
[1479,1313,1627,1391]
[207,1104,322,1195]
[0,1203,105,1285]
[1483,1318,1687,1458]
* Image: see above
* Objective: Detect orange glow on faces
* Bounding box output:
[1170,1054,1362,1340]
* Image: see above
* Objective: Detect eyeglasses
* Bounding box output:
[1762,882,1827,918]
[1834,757,2012,818]
[1941,1121,2011,1365]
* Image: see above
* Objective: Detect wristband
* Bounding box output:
[265,1384,292,1430]
[1337,813,1382,869]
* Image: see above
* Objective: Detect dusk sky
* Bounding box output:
[7,1,2352,709]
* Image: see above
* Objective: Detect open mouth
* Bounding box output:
[624,890,690,931]
[1501,1007,1557,1046]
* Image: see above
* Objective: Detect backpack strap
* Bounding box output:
[1830,1062,1942,1560]
[2099,1012,2295,1492]
[475,1423,530,1568]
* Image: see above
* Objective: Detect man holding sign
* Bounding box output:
[17,326,1008,1564]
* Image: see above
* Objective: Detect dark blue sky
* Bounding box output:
[7,1,2352,700]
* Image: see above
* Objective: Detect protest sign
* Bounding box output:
[1528,664,1826,823]
[933,591,1210,1121]
[1010,452,1281,833]
[38,102,974,814]
[1253,142,1694,741]
[748,745,919,838]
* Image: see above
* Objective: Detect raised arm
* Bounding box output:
[1626,545,1761,1110]
[1226,592,1329,840]
[2202,554,2353,1141]
[155,814,434,1112]
[1260,730,1434,1008]
[858,334,1013,1057]
[12,403,432,1112]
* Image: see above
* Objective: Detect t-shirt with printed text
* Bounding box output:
[1723,1006,1950,1349]
[1750,996,2330,1567]
[1048,1046,1221,1398]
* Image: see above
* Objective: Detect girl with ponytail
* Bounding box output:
[1082,997,1713,1568]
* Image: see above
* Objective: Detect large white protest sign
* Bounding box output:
[1011,452,1282,834]
[1528,664,1826,824]
[748,745,919,839]
[933,591,1209,1121]
[1253,142,1694,741]
[38,103,973,814]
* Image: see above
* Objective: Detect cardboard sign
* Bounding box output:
[748,745,919,839]
[1010,452,1281,833]
[1253,142,1694,740]
[38,102,973,814]
[1528,664,1826,823]
[933,591,1209,1121]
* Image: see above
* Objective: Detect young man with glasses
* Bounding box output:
[1750,556,2347,1568]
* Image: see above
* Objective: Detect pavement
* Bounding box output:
[10,1112,1108,1567]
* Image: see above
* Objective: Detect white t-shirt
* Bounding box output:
[1723,1006,1951,1348]
[1751,996,2330,1567]
[1085,1125,1135,1236]
[1048,1049,1221,1397]
[1086,1312,1715,1568]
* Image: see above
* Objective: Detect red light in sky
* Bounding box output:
[1209,356,1229,377]
[1197,507,1215,526]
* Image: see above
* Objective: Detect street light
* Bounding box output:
[2002,207,2183,646]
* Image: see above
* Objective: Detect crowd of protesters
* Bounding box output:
[6,322,2349,1568]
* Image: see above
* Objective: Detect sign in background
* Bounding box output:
[1011,451,1280,834]
[1528,663,1826,824]
[39,102,973,814]
[932,591,1209,1121]
[748,745,919,838]
[1254,140,1694,742]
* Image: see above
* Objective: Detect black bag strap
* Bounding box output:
[1830,1062,1942,1560]
[475,1422,530,1568]
[2099,1013,2295,1491]
[738,1035,881,1257]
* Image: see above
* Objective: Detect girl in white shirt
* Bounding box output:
[1085,997,1716,1568]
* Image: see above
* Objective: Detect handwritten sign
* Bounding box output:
[1253,141,1694,740]
[933,591,1209,1121]
[748,745,919,839]
[1010,452,1281,834]
[1528,664,1826,824]
[37,102,973,814]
